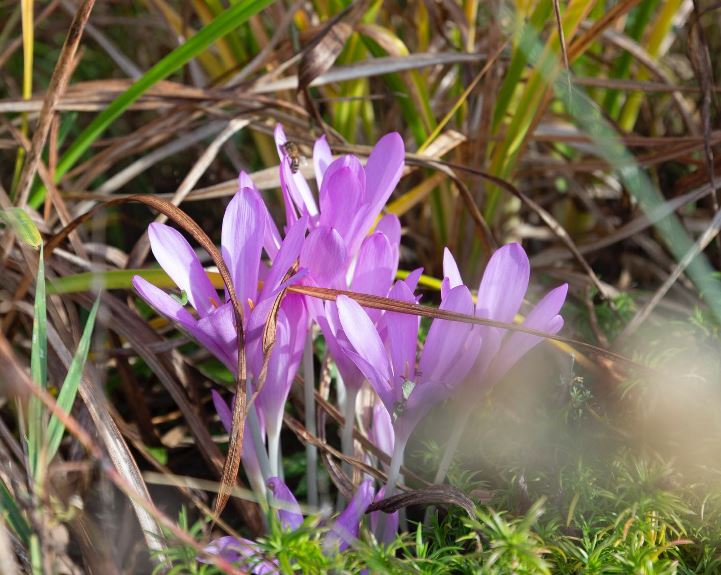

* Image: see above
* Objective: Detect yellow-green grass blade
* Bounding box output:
[618,0,683,131]
[45,296,101,463]
[28,247,47,482]
[0,208,42,249]
[10,0,34,198]
[602,0,661,118]
[49,268,443,295]
[48,269,181,294]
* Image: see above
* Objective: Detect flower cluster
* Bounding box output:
[133,125,567,561]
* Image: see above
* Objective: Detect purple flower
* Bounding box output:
[275,122,407,333]
[133,175,310,478]
[201,536,278,574]
[204,478,373,567]
[336,278,480,446]
[442,243,568,400]
[324,479,376,552]
[133,177,307,376]
[274,125,405,260]
[369,487,399,545]
[267,477,303,530]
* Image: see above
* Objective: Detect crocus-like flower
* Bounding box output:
[324,479,376,552]
[132,176,307,376]
[267,477,304,530]
[204,478,374,567]
[201,476,301,573]
[442,243,568,401]
[431,243,568,484]
[133,175,310,479]
[274,124,411,463]
[202,536,277,575]
[336,279,480,448]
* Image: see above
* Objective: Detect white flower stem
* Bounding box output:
[267,422,281,479]
[246,380,272,485]
[423,404,472,525]
[303,336,318,508]
[376,436,407,542]
[433,405,472,485]
[341,387,359,471]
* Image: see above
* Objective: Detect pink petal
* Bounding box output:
[211,389,232,434]
[419,285,476,387]
[280,156,318,219]
[378,280,418,387]
[221,189,265,314]
[316,306,366,392]
[313,134,333,189]
[375,214,401,277]
[239,172,282,259]
[275,124,318,218]
[194,301,239,371]
[256,310,292,434]
[350,233,395,323]
[326,479,375,551]
[441,247,463,301]
[364,132,405,220]
[267,477,303,530]
[403,268,424,293]
[490,283,568,383]
[319,156,365,243]
[300,226,348,288]
[336,295,394,408]
[147,223,218,318]
[133,276,236,369]
[259,213,308,301]
[201,536,277,574]
[476,242,529,323]
[132,275,197,327]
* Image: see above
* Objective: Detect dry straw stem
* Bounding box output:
[14,0,96,207]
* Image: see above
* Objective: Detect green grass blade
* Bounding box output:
[0,208,42,248]
[30,0,276,208]
[601,0,660,118]
[28,247,47,480]
[48,268,184,294]
[45,296,101,463]
[0,480,31,544]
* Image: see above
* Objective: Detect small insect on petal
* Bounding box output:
[282,141,302,174]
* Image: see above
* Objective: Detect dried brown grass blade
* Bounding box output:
[288,285,650,374]
[15,0,96,207]
[366,484,476,517]
[297,0,370,92]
